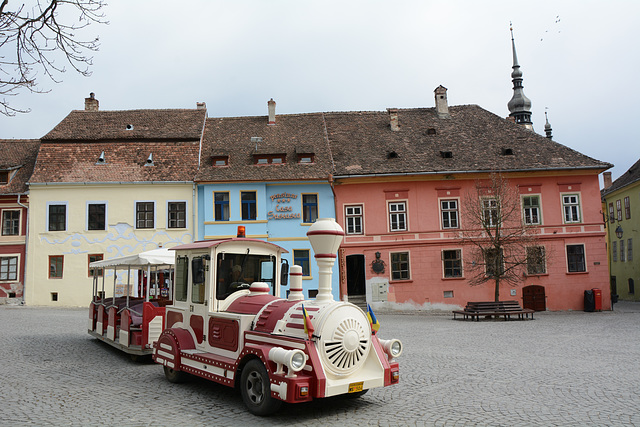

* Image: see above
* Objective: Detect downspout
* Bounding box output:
[17,194,28,304]
[192,182,197,242]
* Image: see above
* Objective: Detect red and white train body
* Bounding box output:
[153,219,402,415]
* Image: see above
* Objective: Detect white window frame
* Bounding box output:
[442,249,463,278]
[135,200,156,229]
[566,243,586,273]
[482,197,499,228]
[526,246,546,275]
[345,205,364,235]
[522,195,541,225]
[388,201,407,232]
[562,194,582,224]
[86,201,108,231]
[440,199,459,229]
[167,200,188,229]
[46,201,68,232]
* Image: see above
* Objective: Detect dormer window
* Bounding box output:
[253,154,286,165]
[387,151,399,159]
[427,128,437,135]
[0,170,9,185]
[297,154,314,164]
[440,151,453,159]
[502,148,514,156]
[212,156,229,167]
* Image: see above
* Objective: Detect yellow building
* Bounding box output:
[25,95,206,306]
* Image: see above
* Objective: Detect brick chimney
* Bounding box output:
[387,108,399,131]
[603,172,612,189]
[434,85,450,118]
[268,98,276,125]
[84,92,99,111]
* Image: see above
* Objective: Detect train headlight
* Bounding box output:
[291,351,306,370]
[379,338,403,360]
[269,347,307,377]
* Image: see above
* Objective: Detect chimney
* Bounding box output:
[434,85,450,118]
[268,98,276,125]
[196,102,206,110]
[603,172,612,189]
[84,92,99,111]
[387,108,399,131]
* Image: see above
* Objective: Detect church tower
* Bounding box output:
[507,26,533,129]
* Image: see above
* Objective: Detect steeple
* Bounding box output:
[544,111,553,138]
[507,25,533,129]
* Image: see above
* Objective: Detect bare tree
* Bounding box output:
[0,0,106,115]
[460,173,543,302]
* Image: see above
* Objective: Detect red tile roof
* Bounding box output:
[0,139,40,194]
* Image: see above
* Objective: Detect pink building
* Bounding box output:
[324,88,611,311]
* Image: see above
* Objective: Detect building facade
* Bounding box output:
[601,160,640,301]
[24,95,206,306]
[0,140,40,303]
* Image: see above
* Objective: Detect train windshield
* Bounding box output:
[216,253,275,300]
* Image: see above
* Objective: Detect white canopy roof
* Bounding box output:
[89,247,175,269]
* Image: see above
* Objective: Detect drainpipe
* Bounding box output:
[192,183,197,242]
[16,194,28,305]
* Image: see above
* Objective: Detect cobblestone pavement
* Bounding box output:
[1,303,639,426]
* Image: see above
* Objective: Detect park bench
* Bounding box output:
[452,300,535,321]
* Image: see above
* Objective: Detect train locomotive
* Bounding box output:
[152,218,402,415]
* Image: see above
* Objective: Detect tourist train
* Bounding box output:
[88,218,402,415]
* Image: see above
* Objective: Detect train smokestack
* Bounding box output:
[307,218,344,302]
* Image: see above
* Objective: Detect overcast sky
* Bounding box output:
[2,0,638,182]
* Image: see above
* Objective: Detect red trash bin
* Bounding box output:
[592,288,602,311]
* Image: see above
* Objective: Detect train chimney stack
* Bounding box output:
[307,218,345,302]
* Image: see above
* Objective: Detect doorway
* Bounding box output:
[346,254,366,309]
[523,285,546,311]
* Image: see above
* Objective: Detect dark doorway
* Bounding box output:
[346,255,365,296]
[523,285,546,311]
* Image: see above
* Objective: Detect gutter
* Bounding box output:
[27,181,194,187]
[16,194,28,305]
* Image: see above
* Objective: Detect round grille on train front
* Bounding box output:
[318,305,371,376]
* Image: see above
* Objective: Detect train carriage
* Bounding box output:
[153,218,402,415]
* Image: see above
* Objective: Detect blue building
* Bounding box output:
[196,101,338,299]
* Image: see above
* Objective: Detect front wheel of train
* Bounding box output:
[163,365,188,383]
[240,359,282,416]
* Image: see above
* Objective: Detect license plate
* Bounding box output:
[348,381,364,393]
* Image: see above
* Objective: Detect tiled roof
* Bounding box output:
[29,141,200,183]
[602,157,640,195]
[0,139,40,194]
[42,109,207,141]
[195,113,333,182]
[324,105,611,176]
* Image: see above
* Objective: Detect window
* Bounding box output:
[443,250,462,278]
[136,202,154,229]
[298,154,314,164]
[88,254,103,277]
[302,194,318,223]
[168,202,186,228]
[49,255,64,279]
[620,240,625,262]
[389,202,407,231]
[241,192,257,220]
[174,256,188,302]
[87,203,106,231]
[484,248,504,277]
[0,170,8,184]
[441,200,459,229]
[566,244,586,273]
[212,156,228,166]
[390,252,410,280]
[293,250,310,277]
[624,196,631,219]
[526,246,546,275]
[616,199,622,221]
[629,278,635,295]
[214,192,229,221]
[563,195,581,223]
[628,238,633,261]
[609,203,615,223]
[523,196,541,225]
[254,154,286,165]
[2,210,20,236]
[482,198,499,227]
[0,256,18,281]
[612,241,617,262]
[345,205,363,235]
[48,204,66,231]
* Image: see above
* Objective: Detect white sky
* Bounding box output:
[2,0,638,182]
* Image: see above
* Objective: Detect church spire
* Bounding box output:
[507,25,533,129]
[544,111,553,138]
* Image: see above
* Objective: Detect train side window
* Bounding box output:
[191,257,206,304]
[175,256,189,302]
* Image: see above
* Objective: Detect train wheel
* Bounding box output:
[163,365,188,383]
[240,359,282,416]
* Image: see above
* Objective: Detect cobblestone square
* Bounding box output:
[1,304,639,426]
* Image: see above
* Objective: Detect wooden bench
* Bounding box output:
[452,300,535,321]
